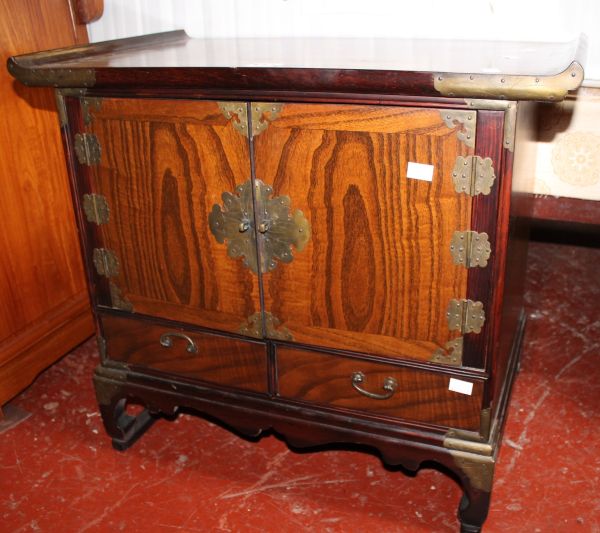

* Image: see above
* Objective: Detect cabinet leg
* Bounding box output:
[94,366,156,451]
[98,398,156,451]
[449,453,495,532]
[458,490,492,533]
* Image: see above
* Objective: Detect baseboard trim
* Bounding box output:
[0,291,94,405]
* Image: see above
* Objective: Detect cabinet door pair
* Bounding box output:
[82,98,474,364]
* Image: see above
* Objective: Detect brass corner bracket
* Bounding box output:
[239,311,292,341]
[434,61,584,101]
[81,97,102,125]
[443,407,495,491]
[450,451,495,492]
[431,337,463,366]
[440,109,476,148]
[218,101,283,138]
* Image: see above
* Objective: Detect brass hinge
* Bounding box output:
[452,156,495,196]
[446,299,485,334]
[218,102,283,138]
[450,231,491,268]
[74,133,101,165]
[92,248,120,278]
[82,193,110,225]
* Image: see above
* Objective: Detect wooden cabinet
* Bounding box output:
[8,31,584,531]
[0,0,97,410]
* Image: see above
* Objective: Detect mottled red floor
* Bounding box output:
[1,241,599,533]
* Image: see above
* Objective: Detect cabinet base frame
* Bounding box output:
[93,311,525,533]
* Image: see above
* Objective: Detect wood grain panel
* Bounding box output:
[87,98,259,334]
[101,314,268,394]
[254,104,473,362]
[277,346,483,430]
[0,0,94,406]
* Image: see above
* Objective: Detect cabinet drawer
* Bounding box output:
[277,347,483,431]
[101,314,268,394]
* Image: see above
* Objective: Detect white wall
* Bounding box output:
[87,0,600,201]
[89,0,600,82]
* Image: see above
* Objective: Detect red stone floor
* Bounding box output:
[1,240,599,532]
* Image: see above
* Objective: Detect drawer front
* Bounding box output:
[101,314,268,394]
[277,347,483,431]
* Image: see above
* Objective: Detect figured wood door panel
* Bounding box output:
[254,103,473,362]
[86,98,259,334]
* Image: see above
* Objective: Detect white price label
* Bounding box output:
[448,378,474,396]
[406,162,434,182]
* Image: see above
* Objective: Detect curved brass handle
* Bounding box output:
[351,371,397,400]
[159,332,198,354]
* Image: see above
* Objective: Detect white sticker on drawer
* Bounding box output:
[406,162,434,182]
[448,378,474,396]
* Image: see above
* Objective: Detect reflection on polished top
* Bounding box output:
[7,30,586,101]
[42,33,584,75]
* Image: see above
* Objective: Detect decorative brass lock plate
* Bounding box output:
[209,179,310,273]
[452,156,495,196]
[208,180,258,272]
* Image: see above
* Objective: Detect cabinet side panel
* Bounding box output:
[490,102,536,417]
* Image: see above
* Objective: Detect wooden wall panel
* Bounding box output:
[0,0,95,407]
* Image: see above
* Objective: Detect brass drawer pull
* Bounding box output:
[351,371,398,400]
[159,332,198,354]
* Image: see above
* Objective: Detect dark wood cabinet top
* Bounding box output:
[8,30,585,100]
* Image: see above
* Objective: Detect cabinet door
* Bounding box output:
[253,103,474,363]
[82,98,260,334]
